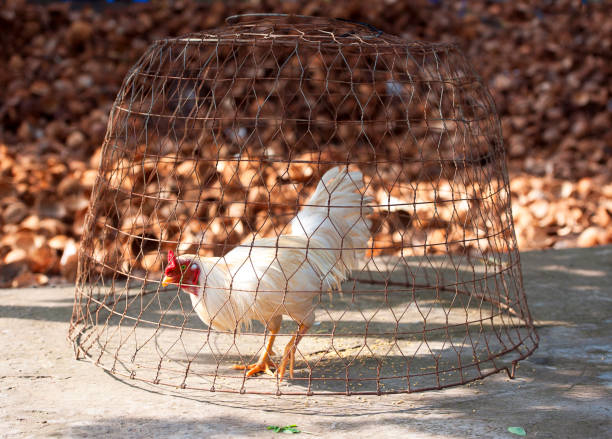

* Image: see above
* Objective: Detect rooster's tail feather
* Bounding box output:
[290,167,373,277]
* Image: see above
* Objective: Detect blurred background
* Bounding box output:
[1,0,611,287]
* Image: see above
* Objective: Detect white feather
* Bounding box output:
[179,167,373,332]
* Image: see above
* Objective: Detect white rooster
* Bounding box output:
[161,167,372,380]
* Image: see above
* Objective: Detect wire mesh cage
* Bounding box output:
[69,14,538,395]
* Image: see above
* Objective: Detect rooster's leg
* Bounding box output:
[232,315,281,377]
[277,322,311,381]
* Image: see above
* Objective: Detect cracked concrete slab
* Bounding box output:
[1,246,611,438]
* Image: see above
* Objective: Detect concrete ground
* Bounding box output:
[1,246,611,438]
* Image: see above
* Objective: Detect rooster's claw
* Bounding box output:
[232,361,276,377]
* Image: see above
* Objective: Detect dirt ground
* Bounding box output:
[0,246,610,438]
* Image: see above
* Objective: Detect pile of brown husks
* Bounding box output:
[1,0,610,287]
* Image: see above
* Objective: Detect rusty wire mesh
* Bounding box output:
[69,15,538,396]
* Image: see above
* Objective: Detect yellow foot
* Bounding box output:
[232,360,276,377]
[276,349,295,382]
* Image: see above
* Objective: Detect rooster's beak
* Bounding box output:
[161,276,173,287]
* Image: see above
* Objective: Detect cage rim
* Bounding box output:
[152,14,461,53]
[70,316,539,396]
[155,35,461,53]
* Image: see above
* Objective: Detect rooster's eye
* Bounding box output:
[180,264,186,271]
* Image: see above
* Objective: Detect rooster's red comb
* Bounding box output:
[165,250,178,274]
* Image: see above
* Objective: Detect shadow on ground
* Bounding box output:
[1,246,610,438]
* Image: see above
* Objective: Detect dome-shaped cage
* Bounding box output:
[69,15,538,395]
